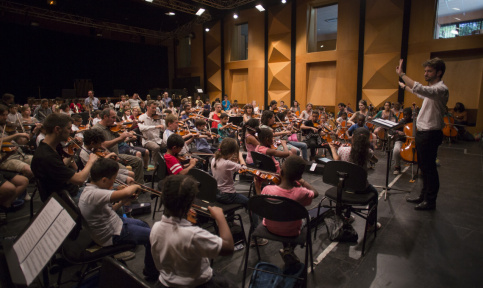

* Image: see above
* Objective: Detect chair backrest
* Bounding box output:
[250,151,277,173]
[248,195,309,222]
[99,257,150,288]
[323,160,367,191]
[187,168,218,203]
[153,152,167,183]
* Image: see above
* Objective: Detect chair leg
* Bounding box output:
[234,214,247,245]
[152,197,158,220]
[242,228,254,288]
[248,181,254,198]
[254,236,261,260]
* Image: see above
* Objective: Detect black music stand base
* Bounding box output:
[374,139,411,201]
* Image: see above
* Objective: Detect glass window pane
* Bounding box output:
[231,23,248,61]
[309,4,338,52]
[435,0,483,39]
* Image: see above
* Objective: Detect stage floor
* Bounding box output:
[1,140,482,287]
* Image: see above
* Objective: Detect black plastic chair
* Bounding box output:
[187,168,247,245]
[99,257,150,288]
[242,195,313,288]
[247,151,278,198]
[322,160,378,256]
[54,191,136,287]
[151,152,167,220]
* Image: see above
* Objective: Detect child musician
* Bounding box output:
[150,174,235,288]
[242,118,260,165]
[78,158,158,280]
[217,113,236,140]
[255,128,291,174]
[259,155,319,265]
[164,134,198,175]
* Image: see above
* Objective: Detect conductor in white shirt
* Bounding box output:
[396,58,449,210]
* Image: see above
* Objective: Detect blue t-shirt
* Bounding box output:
[222,100,231,111]
[348,124,369,136]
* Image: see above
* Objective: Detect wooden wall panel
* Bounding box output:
[268,4,292,106]
[407,1,483,132]
[224,8,265,109]
[205,21,222,101]
[362,0,403,108]
[306,62,337,106]
[230,69,249,104]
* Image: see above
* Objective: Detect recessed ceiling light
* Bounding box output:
[145,0,153,3]
[233,13,238,19]
[454,17,461,20]
[205,28,210,32]
[281,0,286,3]
[196,8,205,16]
[256,5,265,12]
[320,45,324,48]
[452,8,460,11]
[165,12,175,16]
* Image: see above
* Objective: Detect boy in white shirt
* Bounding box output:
[78,158,158,280]
[150,174,235,287]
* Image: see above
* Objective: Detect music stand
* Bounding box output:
[371,119,411,200]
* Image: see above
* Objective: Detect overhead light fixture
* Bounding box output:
[196,8,205,16]
[281,0,287,3]
[233,12,238,19]
[454,17,461,21]
[320,45,324,48]
[256,5,265,12]
[145,0,153,2]
[205,28,210,32]
[47,0,56,5]
[452,8,460,11]
[165,12,175,16]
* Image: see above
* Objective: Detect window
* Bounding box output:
[435,0,483,39]
[308,4,338,52]
[231,23,248,61]
[177,36,191,68]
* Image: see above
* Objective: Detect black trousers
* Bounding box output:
[415,130,443,204]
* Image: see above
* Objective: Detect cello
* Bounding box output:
[400,104,417,163]
[442,115,457,137]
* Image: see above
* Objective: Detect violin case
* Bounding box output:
[130,202,152,216]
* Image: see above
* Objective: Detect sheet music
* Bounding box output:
[372,118,398,128]
[12,198,76,286]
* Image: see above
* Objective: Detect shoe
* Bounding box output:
[114,251,136,261]
[142,268,159,281]
[24,193,31,201]
[279,249,300,266]
[250,238,268,247]
[393,167,401,175]
[344,215,355,224]
[414,201,436,211]
[366,222,382,232]
[406,196,424,204]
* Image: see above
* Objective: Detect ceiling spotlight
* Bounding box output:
[454,17,461,21]
[196,8,206,16]
[165,12,175,16]
[281,0,287,3]
[233,12,238,19]
[145,0,153,3]
[47,0,57,5]
[256,5,265,12]
[452,8,460,11]
[205,28,210,32]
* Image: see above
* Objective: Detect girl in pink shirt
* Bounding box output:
[255,128,292,174]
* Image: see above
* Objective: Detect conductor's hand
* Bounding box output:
[398,81,406,89]
[396,59,404,76]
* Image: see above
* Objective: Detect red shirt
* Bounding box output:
[164,153,183,175]
[211,113,221,129]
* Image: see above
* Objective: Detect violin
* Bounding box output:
[63,137,82,157]
[239,166,281,185]
[400,104,418,163]
[187,204,212,224]
[337,120,349,140]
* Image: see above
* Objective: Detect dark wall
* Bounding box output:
[0,22,169,103]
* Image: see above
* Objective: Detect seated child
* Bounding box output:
[78,158,158,279]
[164,134,198,175]
[242,118,260,165]
[150,174,235,288]
[217,113,235,140]
[260,155,319,265]
[255,128,291,174]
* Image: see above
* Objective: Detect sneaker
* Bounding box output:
[279,249,300,266]
[250,238,269,247]
[113,251,136,261]
[393,166,401,175]
[366,222,382,232]
[24,193,31,201]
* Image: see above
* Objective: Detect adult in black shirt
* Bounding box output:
[31,113,98,202]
